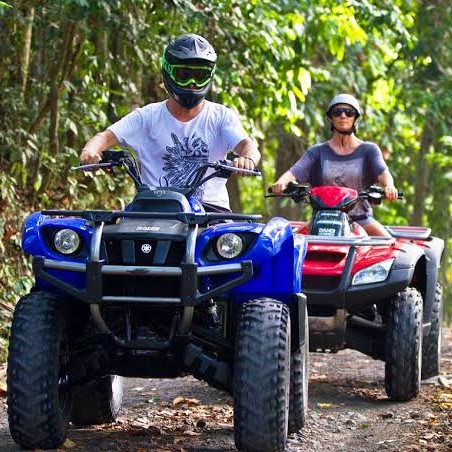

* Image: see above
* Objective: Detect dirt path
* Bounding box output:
[0,329,450,451]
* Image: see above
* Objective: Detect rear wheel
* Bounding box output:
[7,291,72,449]
[385,288,423,401]
[421,283,443,379]
[288,304,308,433]
[71,375,124,426]
[234,299,290,452]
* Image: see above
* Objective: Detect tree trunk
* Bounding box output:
[107,33,121,124]
[272,125,305,220]
[28,21,79,193]
[18,5,34,98]
[227,177,242,213]
[410,123,433,226]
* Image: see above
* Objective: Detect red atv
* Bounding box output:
[269,184,444,401]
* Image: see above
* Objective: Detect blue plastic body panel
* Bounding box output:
[23,212,92,291]
[196,217,306,302]
[22,207,307,303]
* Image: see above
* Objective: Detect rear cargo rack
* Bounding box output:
[385,226,431,240]
[304,235,395,246]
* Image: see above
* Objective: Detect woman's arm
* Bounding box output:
[271,170,297,193]
[378,169,398,201]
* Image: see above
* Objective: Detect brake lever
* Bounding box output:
[71,162,115,171]
[212,161,261,176]
[265,193,289,198]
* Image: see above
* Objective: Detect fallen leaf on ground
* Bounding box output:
[63,439,77,448]
[172,397,200,407]
[317,402,338,408]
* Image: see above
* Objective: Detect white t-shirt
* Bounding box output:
[107,100,249,209]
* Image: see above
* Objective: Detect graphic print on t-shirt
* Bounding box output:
[322,158,362,190]
[162,132,209,199]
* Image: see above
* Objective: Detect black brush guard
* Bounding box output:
[33,210,259,348]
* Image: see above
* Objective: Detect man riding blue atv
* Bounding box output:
[7,150,309,452]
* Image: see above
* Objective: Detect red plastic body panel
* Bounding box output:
[310,186,358,209]
[290,186,431,277]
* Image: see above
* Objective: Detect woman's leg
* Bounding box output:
[362,219,392,237]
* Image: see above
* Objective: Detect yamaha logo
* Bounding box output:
[141,243,152,254]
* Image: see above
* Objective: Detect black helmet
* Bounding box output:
[326,93,361,135]
[161,34,217,109]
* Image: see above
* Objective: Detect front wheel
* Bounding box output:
[7,291,72,449]
[234,299,291,452]
[385,288,423,401]
[421,283,443,379]
[71,375,124,426]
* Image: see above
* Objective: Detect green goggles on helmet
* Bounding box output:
[161,54,215,88]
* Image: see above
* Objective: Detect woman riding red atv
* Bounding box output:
[272,93,398,237]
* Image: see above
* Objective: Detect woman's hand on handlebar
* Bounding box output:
[270,181,287,194]
[383,184,398,201]
[271,170,297,193]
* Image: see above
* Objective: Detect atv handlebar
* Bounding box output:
[266,182,310,203]
[267,182,403,204]
[72,150,261,194]
[211,160,261,177]
[71,162,115,171]
[359,185,404,202]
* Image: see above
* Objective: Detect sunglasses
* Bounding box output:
[330,107,357,118]
[161,55,215,88]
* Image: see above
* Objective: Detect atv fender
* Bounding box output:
[392,241,425,283]
[422,237,444,328]
[198,217,306,298]
[289,293,308,352]
[259,217,306,294]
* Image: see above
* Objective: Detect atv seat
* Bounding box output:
[127,189,192,213]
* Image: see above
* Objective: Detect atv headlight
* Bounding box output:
[54,229,81,255]
[216,233,244,259]
[352,259,394,286]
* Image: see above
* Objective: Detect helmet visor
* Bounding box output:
[161,55,215,88]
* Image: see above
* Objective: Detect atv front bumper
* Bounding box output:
[33,209,256,307]
[33,256,253,306]
[302,235,412,312]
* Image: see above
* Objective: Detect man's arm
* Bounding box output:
[80,130,119,164]
[378,169,398,201]
[232,137,261,171]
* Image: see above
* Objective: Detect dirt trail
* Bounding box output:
[0,329,450,451]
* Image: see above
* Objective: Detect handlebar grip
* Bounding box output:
[268,186,274,194]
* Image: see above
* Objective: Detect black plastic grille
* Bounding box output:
[101,238,186,298]
[104,275,180,298]
[302,275,341,291]
[103,239,185,266]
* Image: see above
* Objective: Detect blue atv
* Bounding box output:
[7,150,308,452]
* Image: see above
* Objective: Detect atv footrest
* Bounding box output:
[308,309,346,352]
[184,344,231,392]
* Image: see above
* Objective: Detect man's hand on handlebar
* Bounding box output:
[232,155,257,176]
[80,148,102,165]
